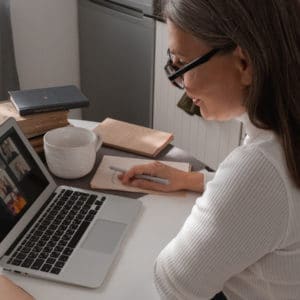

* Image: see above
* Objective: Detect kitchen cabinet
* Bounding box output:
[153,21,243,170]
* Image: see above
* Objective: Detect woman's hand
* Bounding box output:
[0,275,35,300]
[119,161,204,193]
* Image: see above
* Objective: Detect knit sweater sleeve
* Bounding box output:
[201,169,215,187]
[154,146,289,299]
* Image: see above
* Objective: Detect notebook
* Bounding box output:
[90,155,191,196]
[8,85,89,116]
[94,118,174,157]
[0,118,141,288]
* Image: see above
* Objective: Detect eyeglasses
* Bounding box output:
[164,47,223,89]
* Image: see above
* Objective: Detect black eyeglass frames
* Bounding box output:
[164,47,223,89]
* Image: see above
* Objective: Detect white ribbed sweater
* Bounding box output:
[154,115,300,300]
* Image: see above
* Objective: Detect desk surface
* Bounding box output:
[0,119,204,300]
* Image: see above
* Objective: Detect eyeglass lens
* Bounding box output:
[166,50,185,88]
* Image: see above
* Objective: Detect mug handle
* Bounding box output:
[94,133,102,152]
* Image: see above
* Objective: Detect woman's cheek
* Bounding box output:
[184,77,201,97]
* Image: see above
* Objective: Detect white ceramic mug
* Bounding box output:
[43,126,102,179]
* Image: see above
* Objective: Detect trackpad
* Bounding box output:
[81,219,126,254]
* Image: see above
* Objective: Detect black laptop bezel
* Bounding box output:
[0,118,57,258]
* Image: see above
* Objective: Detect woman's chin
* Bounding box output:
[193,100,210,119]
[192,98,202,106]
[193,99,220,120]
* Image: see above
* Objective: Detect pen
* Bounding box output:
[109,165,170,185]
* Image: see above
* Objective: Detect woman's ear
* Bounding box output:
[234,46,253,86]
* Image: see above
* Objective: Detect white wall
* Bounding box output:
[10,0,81,118]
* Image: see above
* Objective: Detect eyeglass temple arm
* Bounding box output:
[168,48,221,81]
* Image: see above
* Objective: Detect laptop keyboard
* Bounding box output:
[7,189,105,275]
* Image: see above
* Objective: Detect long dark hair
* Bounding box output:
[164,0,300,187]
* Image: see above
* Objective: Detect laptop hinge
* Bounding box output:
[4,192,57,256]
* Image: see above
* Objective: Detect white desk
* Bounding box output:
[0,119,201,300]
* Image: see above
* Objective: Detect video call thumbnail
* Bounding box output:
[0,137,31,217]
[0,127,49,243]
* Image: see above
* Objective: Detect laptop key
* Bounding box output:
[52,235,60,242]
[50,267,61,274]
[64,190,72,197]
[41,264,52,272]
[11,251,18,258]
[76,215,84,221]
[58,240,68,247]
[11,259,22,266]
[28,252,38,259]
[31,259,44,270]
[95,200,101,206]
[68,221,90,248]
[25,241,35,248]
[55,261,65,268]
[62,234,72,241]
[83,204,91,210]
[70,195,78,201]
[21,258,34,268]
[59,224,68,231]
[37,239,48,247]
[39,252,49,259]
[86,195,97,205]
[16,252,26,260]
[21,246,31,253]
[70,224,79,230]
[80,207,89,215]
[50,251,60,258]
[58,255,69,262]
[44,246,53,253]
[35,230,44,236]
[63,248,73,256]
[33,246,43,252]
[66,229,75,235]
[38,225,47,231]
[29,236,39,242]
[49,224,58,231]
[46,258,56,265]
[85,215,94,222]
[65,215,74,222]
[54,246,64,252]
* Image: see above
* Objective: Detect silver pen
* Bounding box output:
[109,165,170,185]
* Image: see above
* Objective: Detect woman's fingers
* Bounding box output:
[121,162,161,183]
[118,161,187,192]
[130,178,170,192]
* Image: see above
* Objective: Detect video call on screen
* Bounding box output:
[0,127,49,243]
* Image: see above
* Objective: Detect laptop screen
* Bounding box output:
[0,127,49,243]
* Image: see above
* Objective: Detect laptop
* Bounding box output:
[0,117,142,288]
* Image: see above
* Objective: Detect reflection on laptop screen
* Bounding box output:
[0,127,49,243]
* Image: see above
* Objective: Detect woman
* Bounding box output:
[120,0,300,299]
[0,275,34,300]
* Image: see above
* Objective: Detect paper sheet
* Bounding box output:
[90,155,191,196]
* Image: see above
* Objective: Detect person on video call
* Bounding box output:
[0,177,13,198]
[14,160,30,180]
[119,1,300,299]
[1,140,18,162]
